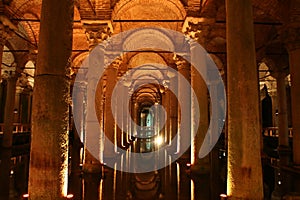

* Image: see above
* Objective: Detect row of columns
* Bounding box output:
[17,0,300,199]
[0,17,22,200]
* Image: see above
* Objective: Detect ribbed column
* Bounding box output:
[0,72,17,200]
[28,0,74,199]
[226,0,264,198]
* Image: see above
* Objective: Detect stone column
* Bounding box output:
[28,0,74,199]
[168,75,178,152]
[122,84,130,147]
[275,72,291,165]
[70,82,86,200]
[176,56,191,157]
[104,60,119,158]
[162,87,170,144]
[0,71,17,200]
[226,0,264,198]
[284,27,300,166]
[83,46,103,199]
[84,27,108,173]
[190,40,210,172]
[116,82,122,150]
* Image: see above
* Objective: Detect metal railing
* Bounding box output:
[0,123,31,134]
[262,127,293,138]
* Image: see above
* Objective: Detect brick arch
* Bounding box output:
[112,0,186,19]
[111,0,186,32]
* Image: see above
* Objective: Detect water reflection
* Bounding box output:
[81,138,226,200]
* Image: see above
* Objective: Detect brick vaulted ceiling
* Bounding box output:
[1,0,291,76]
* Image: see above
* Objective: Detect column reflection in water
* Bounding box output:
[81,141,226,199]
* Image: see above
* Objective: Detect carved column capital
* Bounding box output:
[0,16,16,45]
[1,62,17,81]
[183,18,213,47]
[84,23,112,50]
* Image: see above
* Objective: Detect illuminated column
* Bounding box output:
[162,85,170,144]
[70,82,86,200]
[175,56,191,156]
[98,81,105,162]
[121,83,130,147]
[0,70,17,200]
[28,0,74,199]
[132,99,139,137]
[116,80,123,149]
[275,72,291,165]
[190,40,210,171]
[82,37,104,200]
[168,74,178,151]
[104,59,119,157]
[226,0,264,198]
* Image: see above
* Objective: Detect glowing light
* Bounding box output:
[10,170,14,175]
[176,162,180,198]
[22,194,29,198]
[278,181,281,185]
[191,139,195,164]
[66,194,74,199]
[155,136,163,146]
[191,179,194,200]
[186,163,191,167]
[220,194,227,200]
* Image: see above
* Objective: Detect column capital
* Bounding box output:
[174,54,190,71]
[0,16,17,45]
[84,22,113,50]
[183,17,214,47]
[280,25,300,51]
[1,62,17,81]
